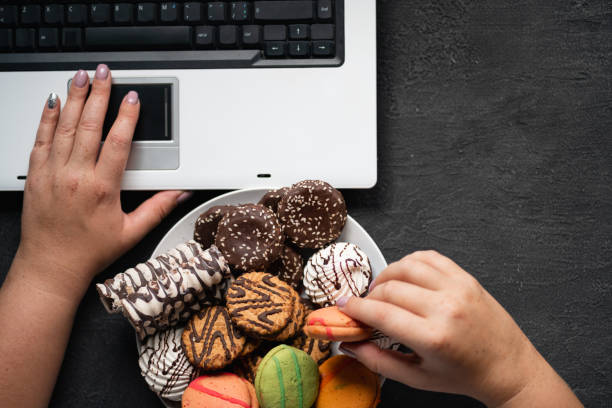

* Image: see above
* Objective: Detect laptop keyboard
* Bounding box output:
[0,1,344,71]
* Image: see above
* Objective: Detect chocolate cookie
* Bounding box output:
[268,244,304,291]
[258,187,289,213]
[182,306,245,371]
[270,291,306,341]
[226,272,295,337]
[215,204,284,271]
[291,332,332,365]
[277,180,347,248]
[193,205,234,249]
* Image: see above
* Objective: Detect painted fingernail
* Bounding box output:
[339,344,357,359]
[126,91,139,105]
[73,70,89,88]
[95,64,109,80]
[368,280,377,293]
[176,191,193,204]
[336,296,349,307]
[47,93,58,109]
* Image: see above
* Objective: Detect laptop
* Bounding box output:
[0,1,377,191]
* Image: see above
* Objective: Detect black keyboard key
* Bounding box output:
[0,6,17,26]
[114,4,134,25]
[254,1,313,21]
[317,0,332,20]
[15,28,36,50]
[265,41,286,57]
[67,5,87,25]
[231,2,250,22]
[312,40,334,57]
[311,24,334,40]
[264,25,286,41]
[19,5,41,26]
[195,26,215,48]
[219,25,238,46]
[86,26,191,50]
[184,3,202,23]
[208,3,227,22]
[242,25,261,46]
[0,29,13,50]
[44,5,64,25]
[62,28,82,50]
[90,4,111,24]
[160,3,180,23]
[137,3,157,24]
[38,28,59,49]
[289,41,310,57]
[289,24,309,40]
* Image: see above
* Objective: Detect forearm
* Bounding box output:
[0,256,88,408]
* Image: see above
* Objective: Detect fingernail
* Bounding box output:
[336,296,349,308]
[47,92,58,109]
[73,69,88,88]
[368,279,377,293]
[177,191,193,204]
[95,64,109,80]
[339,344,357,359]
[126,91,139,105]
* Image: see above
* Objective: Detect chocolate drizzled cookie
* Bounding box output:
[268,244,304,291]
[258,187,289,213]
[194,205,234,249]
[181,306,246,371]
[226,272,295,337]
[216,204,284,271]
[96,242,232,340]
[291,332,332,365]
[277,180,347,248]
[269,291,306,341]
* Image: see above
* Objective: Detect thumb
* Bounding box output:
[339,341,428,388]
[123,190,192,246]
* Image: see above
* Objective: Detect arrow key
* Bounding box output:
[289,41,310,58]
[289,24,309,40]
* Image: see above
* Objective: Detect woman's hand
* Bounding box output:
[337,251,581,407]
[14,64,188,302]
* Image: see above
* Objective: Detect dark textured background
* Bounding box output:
[0,0,610,407]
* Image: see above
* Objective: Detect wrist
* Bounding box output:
[10,247,92,305]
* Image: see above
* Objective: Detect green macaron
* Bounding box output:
[255,344,319,408]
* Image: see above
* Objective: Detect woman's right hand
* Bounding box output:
[337,251,582,407]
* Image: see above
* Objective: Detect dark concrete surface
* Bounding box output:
[1,1,610,407]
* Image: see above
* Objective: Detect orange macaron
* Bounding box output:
[315,355,380,408]
[303,306,373,342]
[182,373,258,408]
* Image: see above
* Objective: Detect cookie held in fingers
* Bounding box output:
[182,306,245,371]
[216,204,284,271]
[194,205,234,249]
[277,180,347,249]
[303,306,373,342]
[226,272,295,337]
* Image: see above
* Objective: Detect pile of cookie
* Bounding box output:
[97,180,386,408]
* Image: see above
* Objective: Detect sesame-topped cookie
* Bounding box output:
[268,244,304,291]
[258,187,290,214]
[181,306,246,371]
[226,272,295,337]
[277,180,347,249]
[193,205,234,249]
[215,204,284,271]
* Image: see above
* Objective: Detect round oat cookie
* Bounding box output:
[181,306,245,371]
[268,244,304,291]
[291,331,332,365]
[193,205,234,249]
[226,272,295,337]
[258,187,289,213]
[277,180,347,249]
[215,204,284,271]
[269,290,306,341]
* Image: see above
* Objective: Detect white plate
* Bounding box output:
[138,188,388,407]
